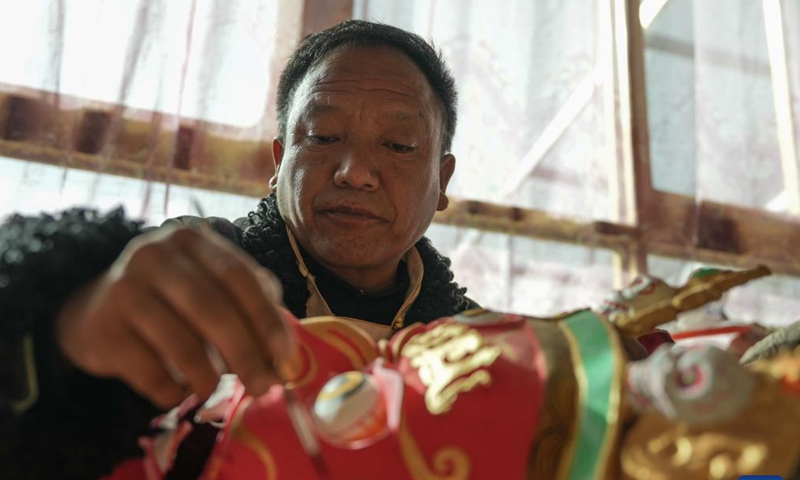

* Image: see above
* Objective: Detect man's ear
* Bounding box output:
[437,153,456,211]
[270,137,285,190]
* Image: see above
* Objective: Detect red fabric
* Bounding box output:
[637,329,675,355]
[102,458,147,480]
[200,313,547,480]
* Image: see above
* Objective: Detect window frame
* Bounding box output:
[1,0,798,284]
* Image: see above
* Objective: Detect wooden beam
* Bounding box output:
[433,198,639,251]
[624,0,656,276]
[3,132,800,277]
[431,194,800,277]
[0,138,269,199]
[643,190,800,275]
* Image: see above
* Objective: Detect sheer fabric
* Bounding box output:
[0,0,287,223]
[0,0,798,322]
[354,0,631,223]
[644,0,800,326]
[356,0,800,322]
[354,0,635,315]
[646,0,800,213]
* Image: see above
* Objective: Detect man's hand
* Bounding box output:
[56,225,292,409]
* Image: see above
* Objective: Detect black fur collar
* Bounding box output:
[239,194,474,323]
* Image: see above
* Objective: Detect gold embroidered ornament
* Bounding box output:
[400,323,502,415]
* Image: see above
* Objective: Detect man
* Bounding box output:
[0,20,475,479]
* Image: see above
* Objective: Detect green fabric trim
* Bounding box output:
[562,310,618,480]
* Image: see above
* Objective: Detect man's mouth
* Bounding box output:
[319,205,386,228]
[320,205,385,222]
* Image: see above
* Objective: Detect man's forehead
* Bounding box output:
[301,99,418,120]
[285,45,444,129]
[298,47,432,95]
[290,76,436,122]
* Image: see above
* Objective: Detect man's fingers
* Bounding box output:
[119,226,288,397]
[127,291,222,401]
[113,332,188,409]
[181,228,293,364]
[129,240,278,396]
[57,225,292,406]
[161,256,278,395]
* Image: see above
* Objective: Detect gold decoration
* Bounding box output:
[277,340,318,390]
[222,397,278,480]
[457,308,490,317]
[615,265,771,335]
[748,345,800,397]
[621,375,800,480]
[525,320,580,480]
[398,417,471,480]
[390,323,427,363]
[302,317,379,370]
[401,323,502,415]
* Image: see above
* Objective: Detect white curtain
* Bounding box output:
[354,0,632,316]
[0,0,285,223]
[355,0,800,324]
[646,0,793,210]
[0,0,798,323]
[645,0,800,326]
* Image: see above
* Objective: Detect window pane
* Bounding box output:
[0,156,257,225]
[355,0,632,224]
[0,0,279,126]
[426,223,616,316]
[643,0,799,215]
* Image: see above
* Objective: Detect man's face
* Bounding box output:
[273,45,455,277]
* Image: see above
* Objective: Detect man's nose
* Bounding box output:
[333,146,379,191]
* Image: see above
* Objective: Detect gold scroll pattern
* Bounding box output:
[621,375,800,480]
[395,322,500,479]
[398,417,471,480]
[400,323,502,415]
[202,397,279,480]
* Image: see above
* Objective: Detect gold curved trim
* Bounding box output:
[315,371,365,401]
[229,397,278,480]
[555,316,627,480]
[398,417,471,480]
[281,340,318,390]
[390,323,426,361]
[596,316,626,479]
[555,323,586,480]
[304,317,379,369]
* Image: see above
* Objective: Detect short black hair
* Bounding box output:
[276,20,458,153]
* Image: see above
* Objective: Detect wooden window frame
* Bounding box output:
[432,0,800,283]
[1,0,798,282]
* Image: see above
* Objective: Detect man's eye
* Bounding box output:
[309,135,338,145]
[386,142,415,153]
